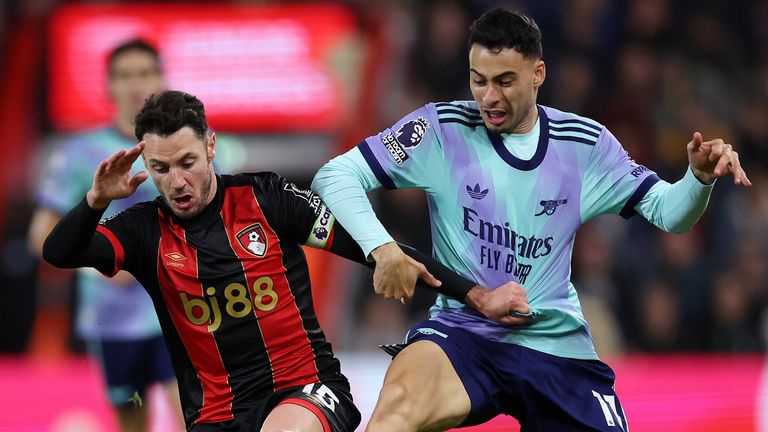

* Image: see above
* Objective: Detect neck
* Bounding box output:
[204,167,217,205]
[511,104,539,134]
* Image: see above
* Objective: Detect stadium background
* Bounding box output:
[0,0,765,430]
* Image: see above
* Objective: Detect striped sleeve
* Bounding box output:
[580,126,660,221]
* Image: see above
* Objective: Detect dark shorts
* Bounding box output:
[402,319,629,431]
[190,381,361,432]
[87,335,176,407]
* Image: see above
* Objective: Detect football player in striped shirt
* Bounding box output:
[312,8,751,432]
[42,90,531,432]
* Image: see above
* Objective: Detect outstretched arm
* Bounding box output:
[637,132,751,233]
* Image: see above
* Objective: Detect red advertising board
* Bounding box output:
[48,3,359,133]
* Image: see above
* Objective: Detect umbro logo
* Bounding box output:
[164,252,187,261]
[535,199,568,216]
[466,183,489,200]
[164,252,187,268]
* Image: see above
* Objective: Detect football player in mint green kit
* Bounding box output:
[312,8,751,432]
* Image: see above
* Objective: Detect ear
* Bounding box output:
[533,60,546,89]
[208,132,217,162]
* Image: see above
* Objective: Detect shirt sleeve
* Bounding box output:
[254,172,338,248]
[634,166,714,233]
[312,104,445,257]
[96,203,157,277]
[580,127,661,221]
[353,103,445,191]
[312,149,394,258]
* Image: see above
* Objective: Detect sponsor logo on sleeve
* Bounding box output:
[381,132,409,165]
[283,182,322,215]
[305,204,335,249]
[630,165,649,178]
[395,116,430,149]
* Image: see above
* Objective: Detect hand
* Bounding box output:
[687,132,751,186]
[465,281,533,326]
[370,242,441,303]
[86,142,149,209]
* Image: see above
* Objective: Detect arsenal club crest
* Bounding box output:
[236,223,268,257]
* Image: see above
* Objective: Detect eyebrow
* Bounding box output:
[148,151,197,166]
[470,68,518,79]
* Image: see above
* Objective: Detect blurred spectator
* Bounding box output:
[635,278,680,352]
[709,269,765,352]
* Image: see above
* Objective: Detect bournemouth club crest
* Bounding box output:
[236,223,268,257]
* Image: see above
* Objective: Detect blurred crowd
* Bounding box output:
[0,0,765,357]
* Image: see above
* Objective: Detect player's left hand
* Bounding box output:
[466,281,534,326]
[687,132,751,186]
[370,242,441,303]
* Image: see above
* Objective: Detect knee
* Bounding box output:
[370,382,415,425]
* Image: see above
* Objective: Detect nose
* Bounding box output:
[169,167,186,190]
[482,84,501,105]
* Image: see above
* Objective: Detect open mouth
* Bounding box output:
[484,110,507,126]
[171,194,193,208]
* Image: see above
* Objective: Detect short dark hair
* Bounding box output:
[468,9,543,59]
[108,38,162,76]
[134,90,208,141]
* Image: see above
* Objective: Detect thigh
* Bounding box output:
[383,320,508,430]
[516,348,628,432]
[262,402,324,432]
[267,382,361,432]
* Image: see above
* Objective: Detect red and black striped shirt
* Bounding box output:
[96,173,354,425]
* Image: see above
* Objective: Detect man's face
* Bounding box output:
[109,50,164,120]
[469,44,545,134]
[142,127,216,219]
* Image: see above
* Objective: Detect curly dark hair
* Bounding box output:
[468,8,543,59]
[134,90,208,141]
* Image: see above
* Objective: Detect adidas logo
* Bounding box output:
[466,183,489,200]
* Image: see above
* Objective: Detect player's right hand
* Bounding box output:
[370,242,441,303]
[467,281,534,326]
[87,142,149,210]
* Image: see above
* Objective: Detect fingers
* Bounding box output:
[417,268,442,288]
[728,153,752,186]
[129,171,149,191]
[496,314,534,326]
[102,148,127,173]
[712,144,732,174]
[689,131,703,151]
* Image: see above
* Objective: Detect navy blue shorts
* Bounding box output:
[88,335,176,407]
[402,319,628,431]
